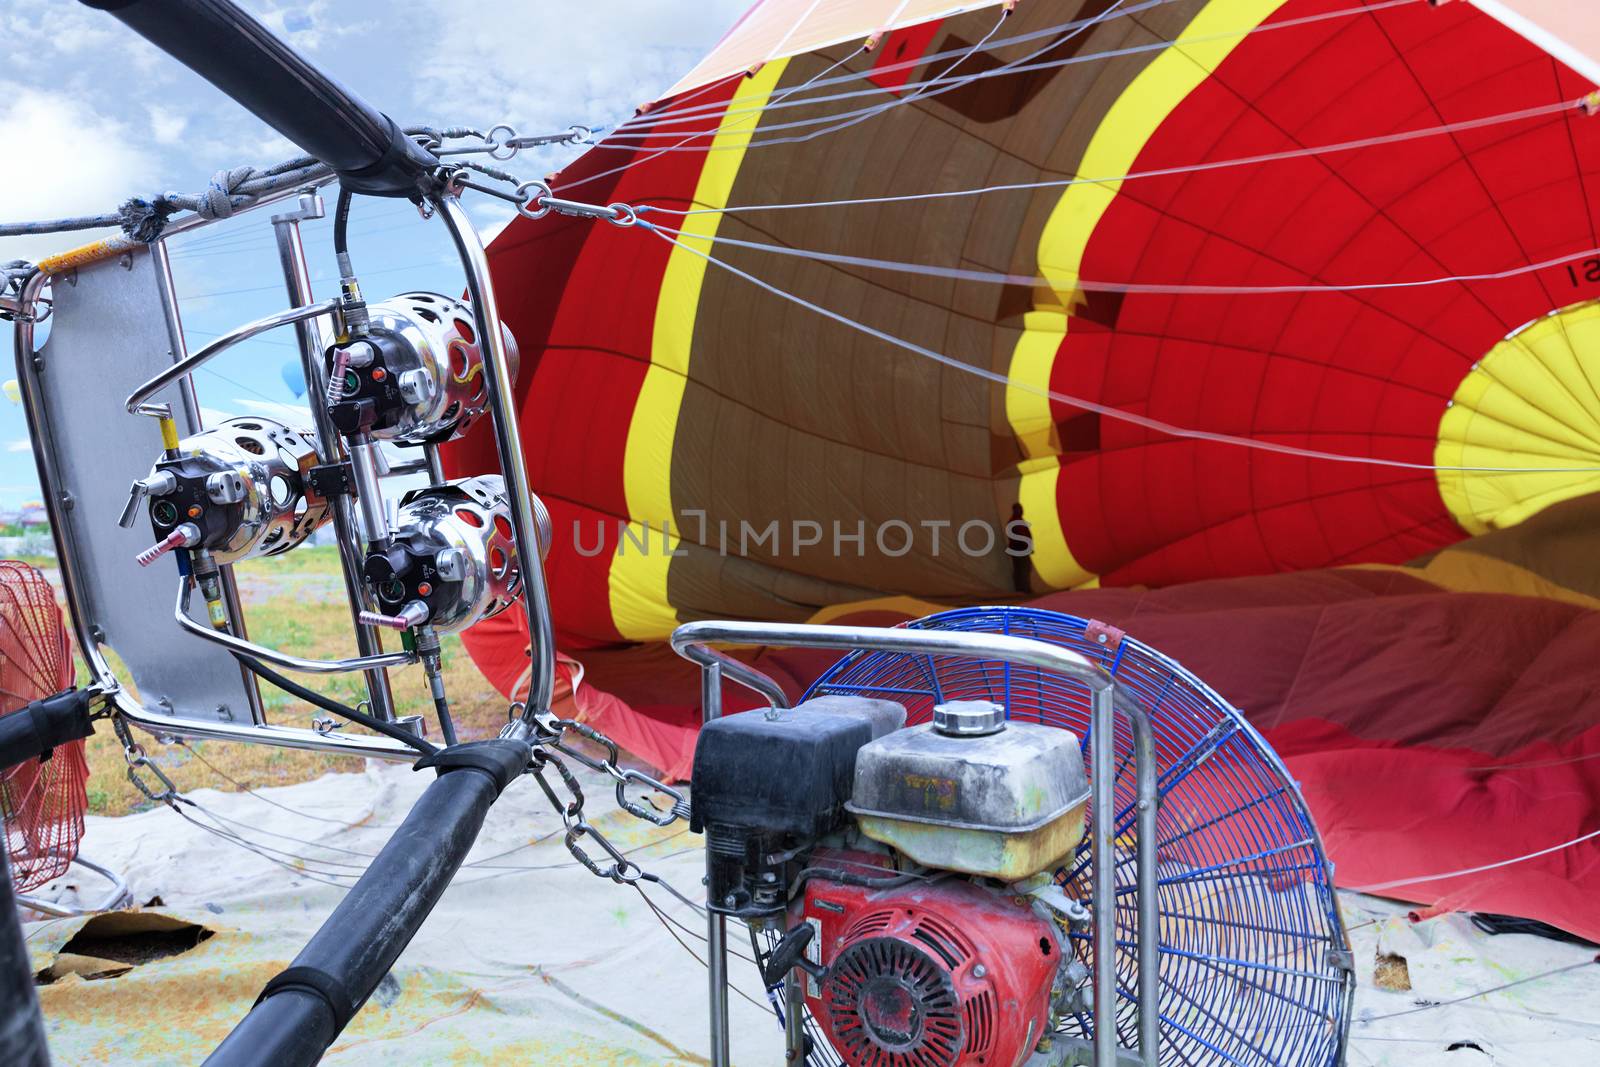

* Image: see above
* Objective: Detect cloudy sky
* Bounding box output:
[0,0,749,507]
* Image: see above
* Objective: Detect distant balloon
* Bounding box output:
[279,360,305,398]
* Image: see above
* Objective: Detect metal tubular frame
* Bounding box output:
[671,620,1160,1067]
[150,238,268,724]
[16,856,132,918]
[270,192,398,720]
[13,173,559,758]
[175,579,411,675]
[124,298,338,414]
[434,193,557,721]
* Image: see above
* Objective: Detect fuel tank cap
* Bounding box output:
[931,699,1006,737]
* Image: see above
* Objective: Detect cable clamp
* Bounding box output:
[306,461,354,499]
[257,966,357,1033]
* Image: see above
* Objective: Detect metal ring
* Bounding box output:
[507,700,527,722]
[567,124,593,144]
[437,167,470,196]
[606,203,638,228]
[485,123,519,161]
[516,180,552,221]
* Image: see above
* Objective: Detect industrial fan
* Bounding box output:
[783,606,1355,1067]
[0,560,88,892]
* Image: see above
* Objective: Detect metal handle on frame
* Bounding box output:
[175,578,413,675]
[433,193,558,724]
[669,619,1160,1067]
[125,299,338,414]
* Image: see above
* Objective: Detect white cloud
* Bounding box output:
[6,439,32,454]
[409,0,749,178]
[0,83,161,264]
[148,106,190,146]
[0,8,117,69]
[256,1,373,52]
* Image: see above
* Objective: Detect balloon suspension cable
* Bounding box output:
[439,168,1600,475]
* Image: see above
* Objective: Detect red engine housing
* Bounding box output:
[793,852,1061,1067]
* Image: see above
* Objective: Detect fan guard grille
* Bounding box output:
[791,606,1353,1067]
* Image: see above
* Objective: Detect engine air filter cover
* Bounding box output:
[847,720,1089,881]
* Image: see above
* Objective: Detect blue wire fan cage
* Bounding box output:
[798,605,1355,1067]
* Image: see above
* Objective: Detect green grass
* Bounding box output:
[80,546,510,816]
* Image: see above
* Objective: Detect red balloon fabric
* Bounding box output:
[447,0,1600,941]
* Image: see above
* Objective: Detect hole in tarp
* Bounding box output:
[1447,1042,1486,1053]
[1373,951,1411,992]
[35,912,214,984]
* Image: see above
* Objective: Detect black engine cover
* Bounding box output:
[691,695,904,916]
[690,695,905,839]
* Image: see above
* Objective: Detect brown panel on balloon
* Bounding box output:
[665,1,1210,621]
[925,0,1127,125]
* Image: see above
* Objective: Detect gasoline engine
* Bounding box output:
[691,697,1094,1067]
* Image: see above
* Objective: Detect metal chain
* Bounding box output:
[113,714,181,807]
[518,710,691,886]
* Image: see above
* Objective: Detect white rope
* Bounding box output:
[637,222,1600,475]
[1350,826,1600,893]
[602,0,1415,145]
[650,220,1600,295]
[642,97,1582,218]
[556,0,1129,191]
[577,0,1134,168]
[607,1,1116,135]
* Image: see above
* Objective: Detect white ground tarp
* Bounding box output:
[22,760,1600,1064]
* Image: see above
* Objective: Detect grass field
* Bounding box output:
[78,546,513,816]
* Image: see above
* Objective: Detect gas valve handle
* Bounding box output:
[358,601,429,631]
[325,345,353,405]
[119,471,178,529]
[136,523,200,567]
[118,481,150,530]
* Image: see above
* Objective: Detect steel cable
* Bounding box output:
[638,222,1600,475]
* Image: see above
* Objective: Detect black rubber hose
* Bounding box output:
[332,186,352,259]
[433,694,459,747]
[0,689,95,774]
[230,652,436,756]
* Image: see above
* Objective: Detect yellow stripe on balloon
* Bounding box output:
[1005,0,1285,590]
[610,59,791,641]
